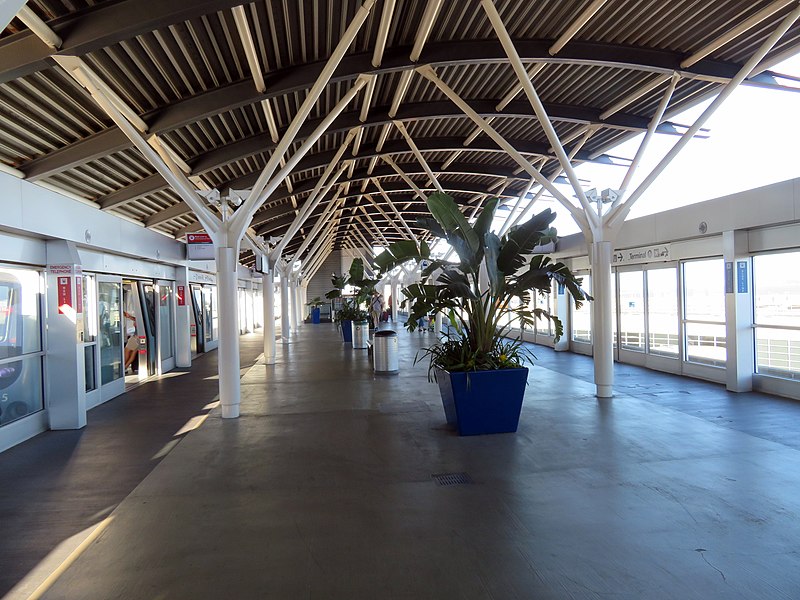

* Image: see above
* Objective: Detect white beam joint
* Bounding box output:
[17,5,62,48]
[415,64,590,234]
[607,2,800,229]
[393,120,443,192]
[236,0,377,226]
[549,0,608,55]
[381,155,427,200]
[233,5,266,93]
[410,0,443,62]
[680,0,796,69]
[481,0,598,230]
[389,70,413,117]
[372,0,397,67]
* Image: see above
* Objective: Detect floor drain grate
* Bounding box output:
[431,472,474,486]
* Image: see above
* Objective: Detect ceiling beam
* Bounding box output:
[98,120,606,209]
[0,0,255,83]
[17,37,758,179]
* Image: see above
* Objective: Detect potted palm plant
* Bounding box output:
[306,296,326,324]
[375,192,588,435]
[325,257,375,345]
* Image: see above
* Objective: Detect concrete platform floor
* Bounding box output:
[3,324,800,599]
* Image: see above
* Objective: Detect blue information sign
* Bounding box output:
[725,262,733,294]
[736,260,748,294]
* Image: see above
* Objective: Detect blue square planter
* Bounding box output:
[436,367,529,436]
[311,307,321,324]
[340,319,353,343]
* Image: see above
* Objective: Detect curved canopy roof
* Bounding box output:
[2,0,800,265]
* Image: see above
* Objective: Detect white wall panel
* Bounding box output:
[0,231,46,265]
[0,173,185,266]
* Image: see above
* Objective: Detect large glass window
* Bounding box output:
[530,283,555,337]
[647,267,679,357]
[618,271,645,351]
[202,285,218,342]
[683,259,726,366]
[0,267,44,426]
[571,274,591,343]
[98,281,123,384]
[754,252,800,380]
[83,274,97,392]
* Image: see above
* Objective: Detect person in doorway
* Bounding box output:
[123,311,138,373]
[370,291,383,329]
[386,295,393,322]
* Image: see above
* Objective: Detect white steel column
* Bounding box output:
[217,246,241,418]
[45,241,86,430]
[554,283,571,352]
[391,279,400,323]
[289,276,299,335]
[723,231,755,392]
[590,241,614,398]
[294,276,304,330]
[435,312,444,336]
[263,264,277,364]
[175,264,192,368]
[280,266,291,343]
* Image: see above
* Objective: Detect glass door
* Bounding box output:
[157,280,175,374]
[81,273,100,408]
[190,285,204,353]
[97,275,124,402]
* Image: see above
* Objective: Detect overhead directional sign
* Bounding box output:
[612,243,671,266]
[186,233,214,261]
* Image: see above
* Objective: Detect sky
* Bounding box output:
[504,54,800,237]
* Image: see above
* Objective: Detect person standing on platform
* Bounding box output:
[370,291,383,329]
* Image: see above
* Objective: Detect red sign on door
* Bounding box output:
[57,276,72,314]
[75,275,83,313]
[177,285,185,306]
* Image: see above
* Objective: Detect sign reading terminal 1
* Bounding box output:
[612,243,671,266]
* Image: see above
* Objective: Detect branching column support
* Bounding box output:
[475,0,800,400]
[295,192,346,260]
[279,261,291,344]
[416,65,591,234]
[38,0,377,418]
[372,178,417,240]
[270,130,358,261]
[263,256,277,365]
[306,244,335,281]
[481,0,599,231]
[365,194,408,239]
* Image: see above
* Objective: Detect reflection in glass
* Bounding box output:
[0,267,44,425]
[683,259,725,322]
[685,322,726,366]
[84,345,96,392]
[572,274,591,342]
[82,275,97,343]
[755,327,800,380]
[0,356,44,426]
[159,284,174,360]
[98,281,123,384]
[647,268,679,357]
[754,252,800,379]
[683,259,725,367]
[619,271,645,351]
[530,284,554,336]
[203,287,214,343]
[0,267,42,356]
